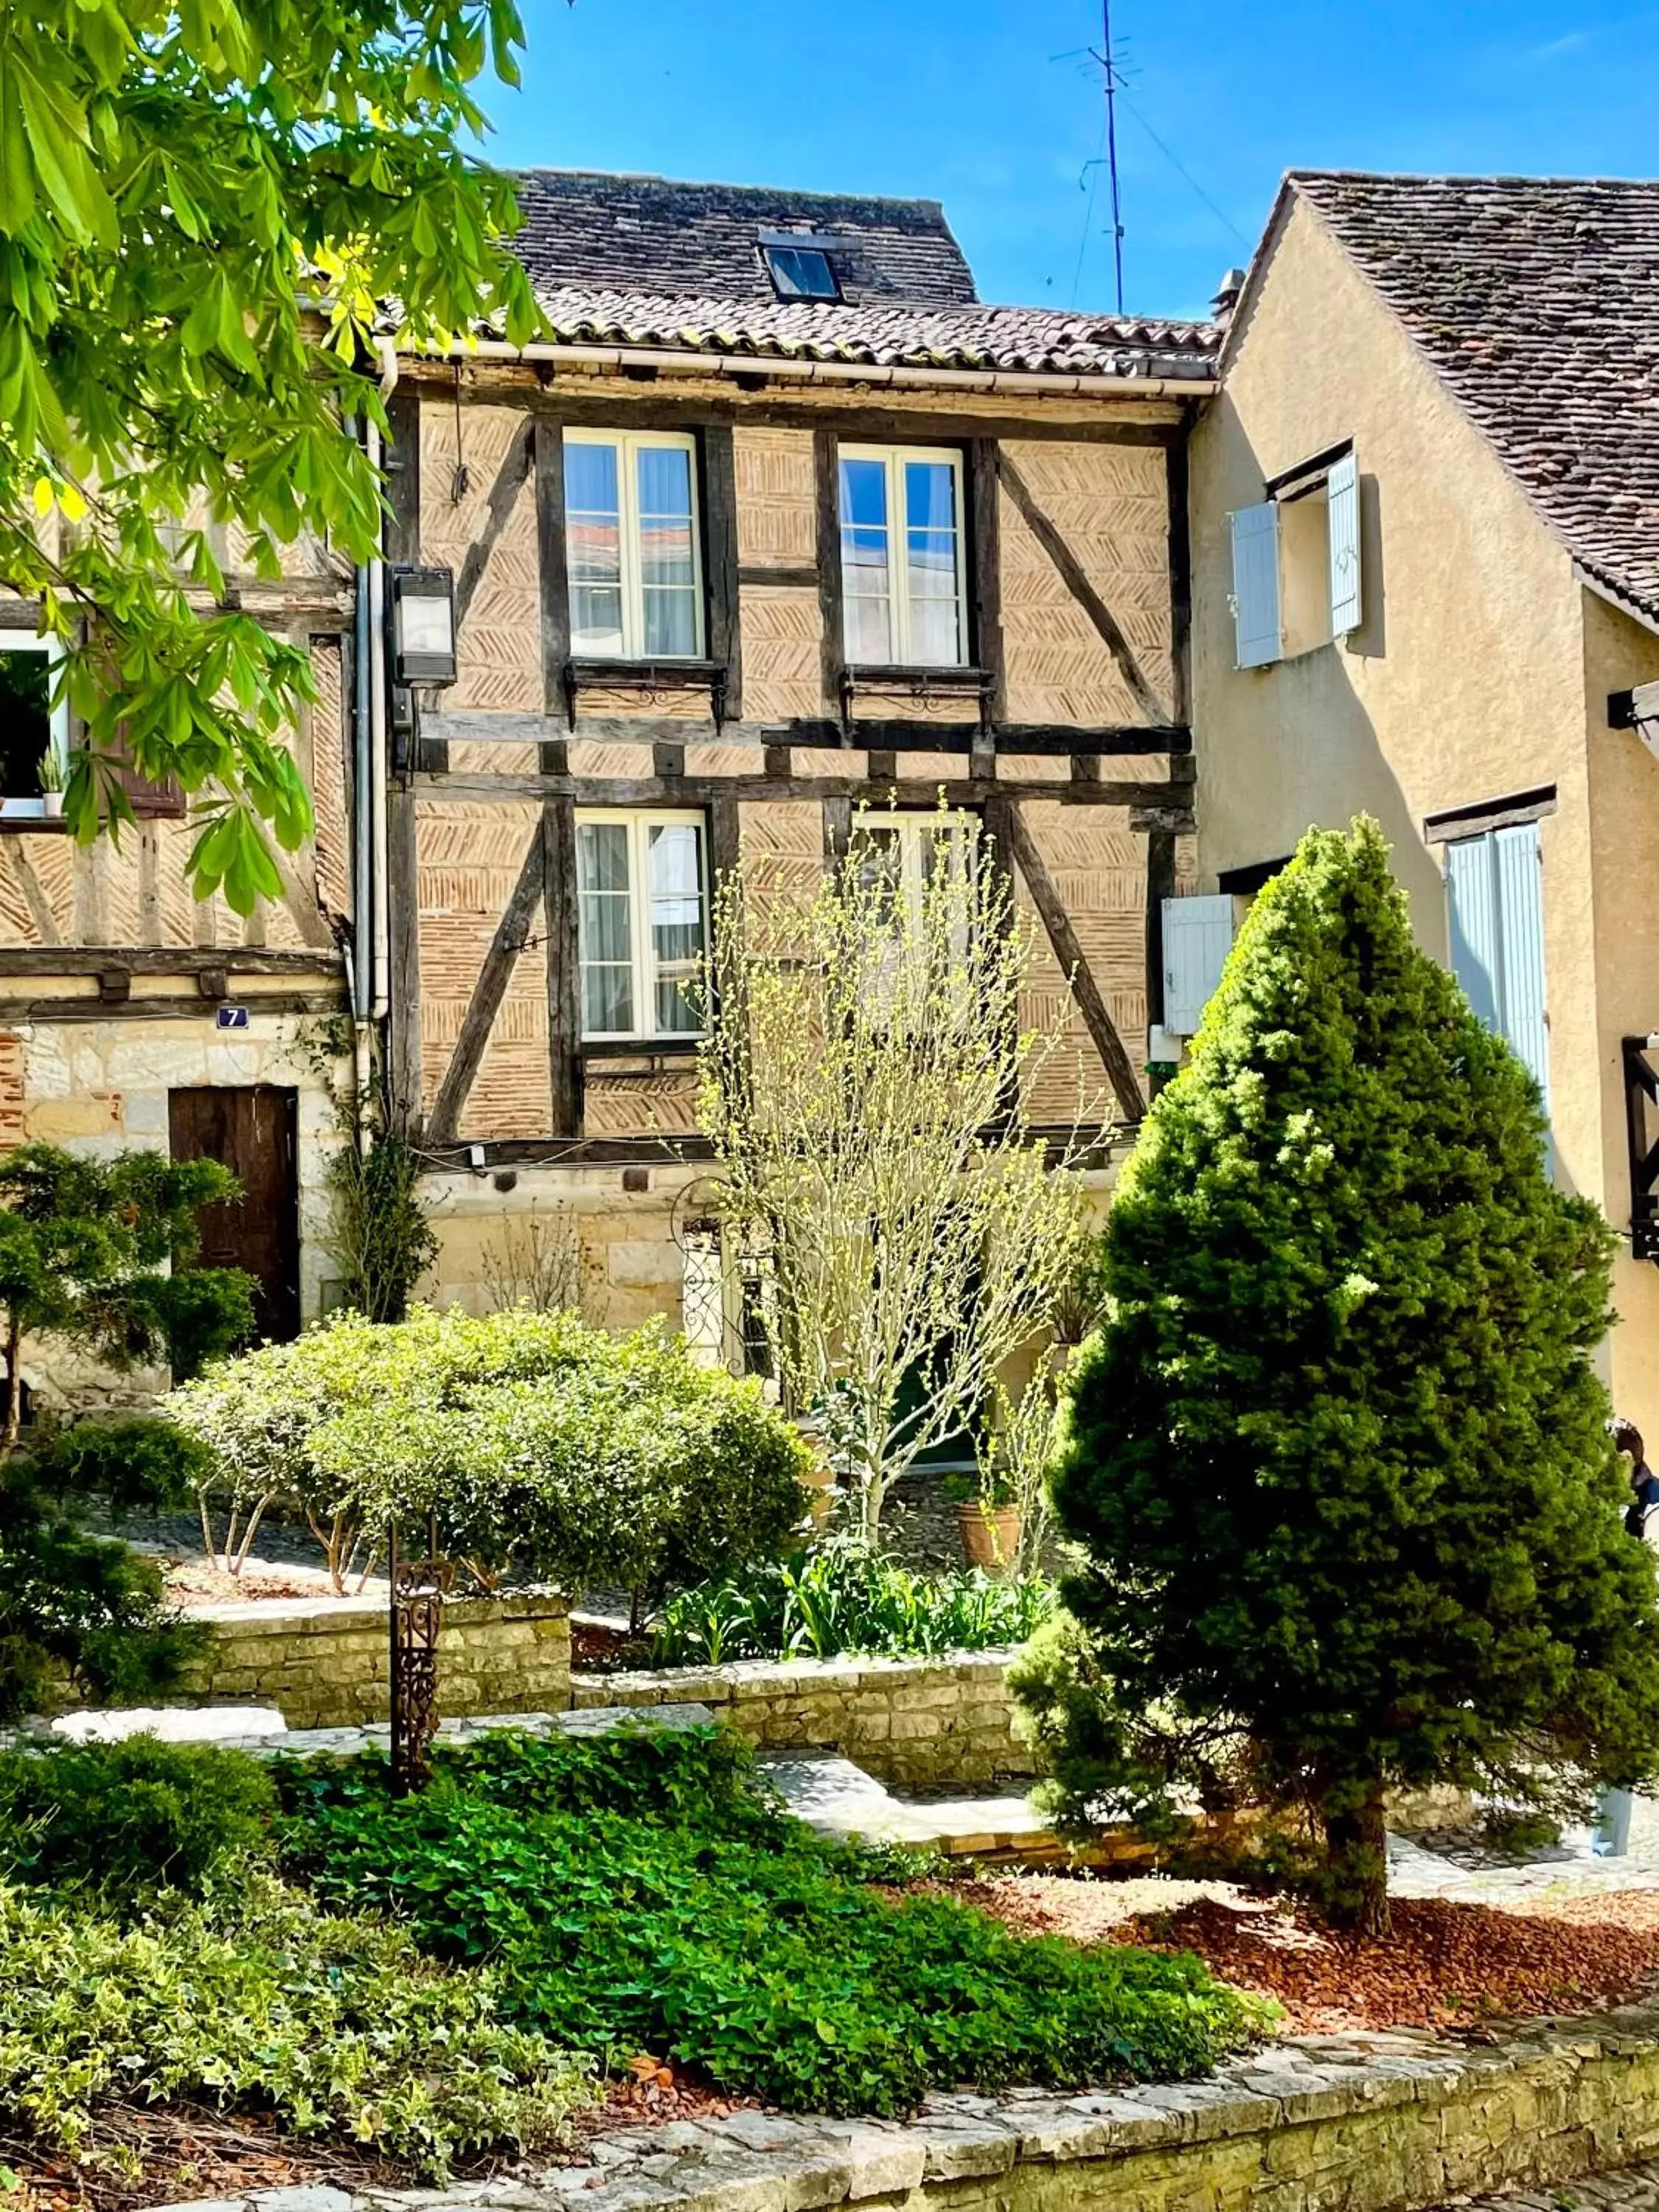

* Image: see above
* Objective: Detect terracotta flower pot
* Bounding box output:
[957,1500,1021,1573]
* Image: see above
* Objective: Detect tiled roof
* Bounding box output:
[512,170,978,306]
[1290,170,1659,622]
[504,170,1219,382]
[528,282,1217,379]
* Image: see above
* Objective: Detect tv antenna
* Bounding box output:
[1091,1,1126,314]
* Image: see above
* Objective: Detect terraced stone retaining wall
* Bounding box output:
[182,1590,571,1729]
[571,1650,1032,1789]
[151,2006,1659,2212]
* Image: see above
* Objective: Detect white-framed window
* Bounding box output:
[0,631,67,816]
[563,430,703,660]
[1229,445,1361,669]
[849,808,978,917]
[838,445,967,667]
[575,810,709,1040]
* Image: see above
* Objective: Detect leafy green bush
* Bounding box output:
[0,1455,208,1722]
[173,1304,810,1600]
[38,1414,218,1520]
[0,1874,588,2177]
[279,1727,1265,2115]
[0,1737,277,1899]
[652,1537,1058,1664]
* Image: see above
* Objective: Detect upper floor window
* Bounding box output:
[576,810,709,1040]
[564,430,703,660]
[838,446,967,669]
[0,633,67,817]
[1229,443,1361,669]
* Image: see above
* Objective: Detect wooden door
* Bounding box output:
[168,1086,301,1343]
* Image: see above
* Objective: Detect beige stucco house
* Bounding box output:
[1189,171,1659,1436]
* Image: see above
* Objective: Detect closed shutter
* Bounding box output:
[1446,834,1501,1032]
[1229,503,1281,669]
[1162,894,1236,1034]
[1494,822,1550,1117]
[1326,451,1362,636]
[1447,822,1551,1122]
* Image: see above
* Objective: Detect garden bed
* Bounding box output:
[948,1876,1659,2034]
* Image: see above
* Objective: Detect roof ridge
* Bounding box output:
[510,166,949,213]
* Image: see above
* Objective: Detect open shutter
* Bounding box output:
[1494,822,1550,1119]
[1230,503,1281,668]
[1161,894,1236,1034]
[1327,451,1362,636]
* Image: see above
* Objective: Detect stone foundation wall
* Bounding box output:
[182,1590,571,1729]
[571,1650,1032,1790]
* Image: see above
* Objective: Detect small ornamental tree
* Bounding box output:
[0,1143,254,1448]
[699,813,1101,1545]
[1020,818,1659,1932]
[171,1304,811,1607]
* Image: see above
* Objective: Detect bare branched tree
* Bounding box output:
[698,810,1115,1544]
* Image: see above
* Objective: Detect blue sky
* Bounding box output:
[484,1,1658,323]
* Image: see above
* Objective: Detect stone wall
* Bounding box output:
[182,1590,571,1729]
[571,1650,1031,1790]
[147,2004,1659,2212]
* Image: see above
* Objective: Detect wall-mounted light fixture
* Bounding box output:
[389,566,458,686]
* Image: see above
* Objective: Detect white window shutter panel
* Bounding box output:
[1446,835,1501,1034]
[1161,894,1237,1034]
[1494,822,1551,1121]
[1230,503,1281,667]
[1327,451,1362,636]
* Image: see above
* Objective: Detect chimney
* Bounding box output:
[1211,266,1246,324]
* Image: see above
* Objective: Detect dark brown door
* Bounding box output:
[168,1085,301,1343]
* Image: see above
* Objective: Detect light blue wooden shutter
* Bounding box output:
[1230,503,1281,668]
[1447,823,1551,1124]
[1327,452,1362,636]
[1162,894,1236,1033]
[1494,822,1550,1117]
[1446,835,1501,1032]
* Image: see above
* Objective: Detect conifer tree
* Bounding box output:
[1020,818,1659,1932]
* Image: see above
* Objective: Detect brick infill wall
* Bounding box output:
[181,1590,571,1730]
[571,1649,1032,1789]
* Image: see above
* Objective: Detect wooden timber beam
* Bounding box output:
[0,947,342,977]
[412,1124,1127,1175]
[424,821,546,1146]
[414,770,1192,815]
[422,709,1192,756]
[996,451,1169,727]
[987,794,1145,1125]
[0,990,344,1023]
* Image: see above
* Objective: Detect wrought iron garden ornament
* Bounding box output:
[388,1510,453,1795]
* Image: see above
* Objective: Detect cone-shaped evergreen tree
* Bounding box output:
[1030,818,1659,1930]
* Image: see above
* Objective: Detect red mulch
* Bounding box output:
[956,1877,1659,2035]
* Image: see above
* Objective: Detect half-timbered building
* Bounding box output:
[389,170,1216,1331]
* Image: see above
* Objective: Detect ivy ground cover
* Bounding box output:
[279,1722,1267,2115]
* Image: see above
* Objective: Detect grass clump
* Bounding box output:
[279,1725,1267,2115]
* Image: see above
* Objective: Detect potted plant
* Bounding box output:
[955,1464,1022,1573]
[36,748,63,820]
